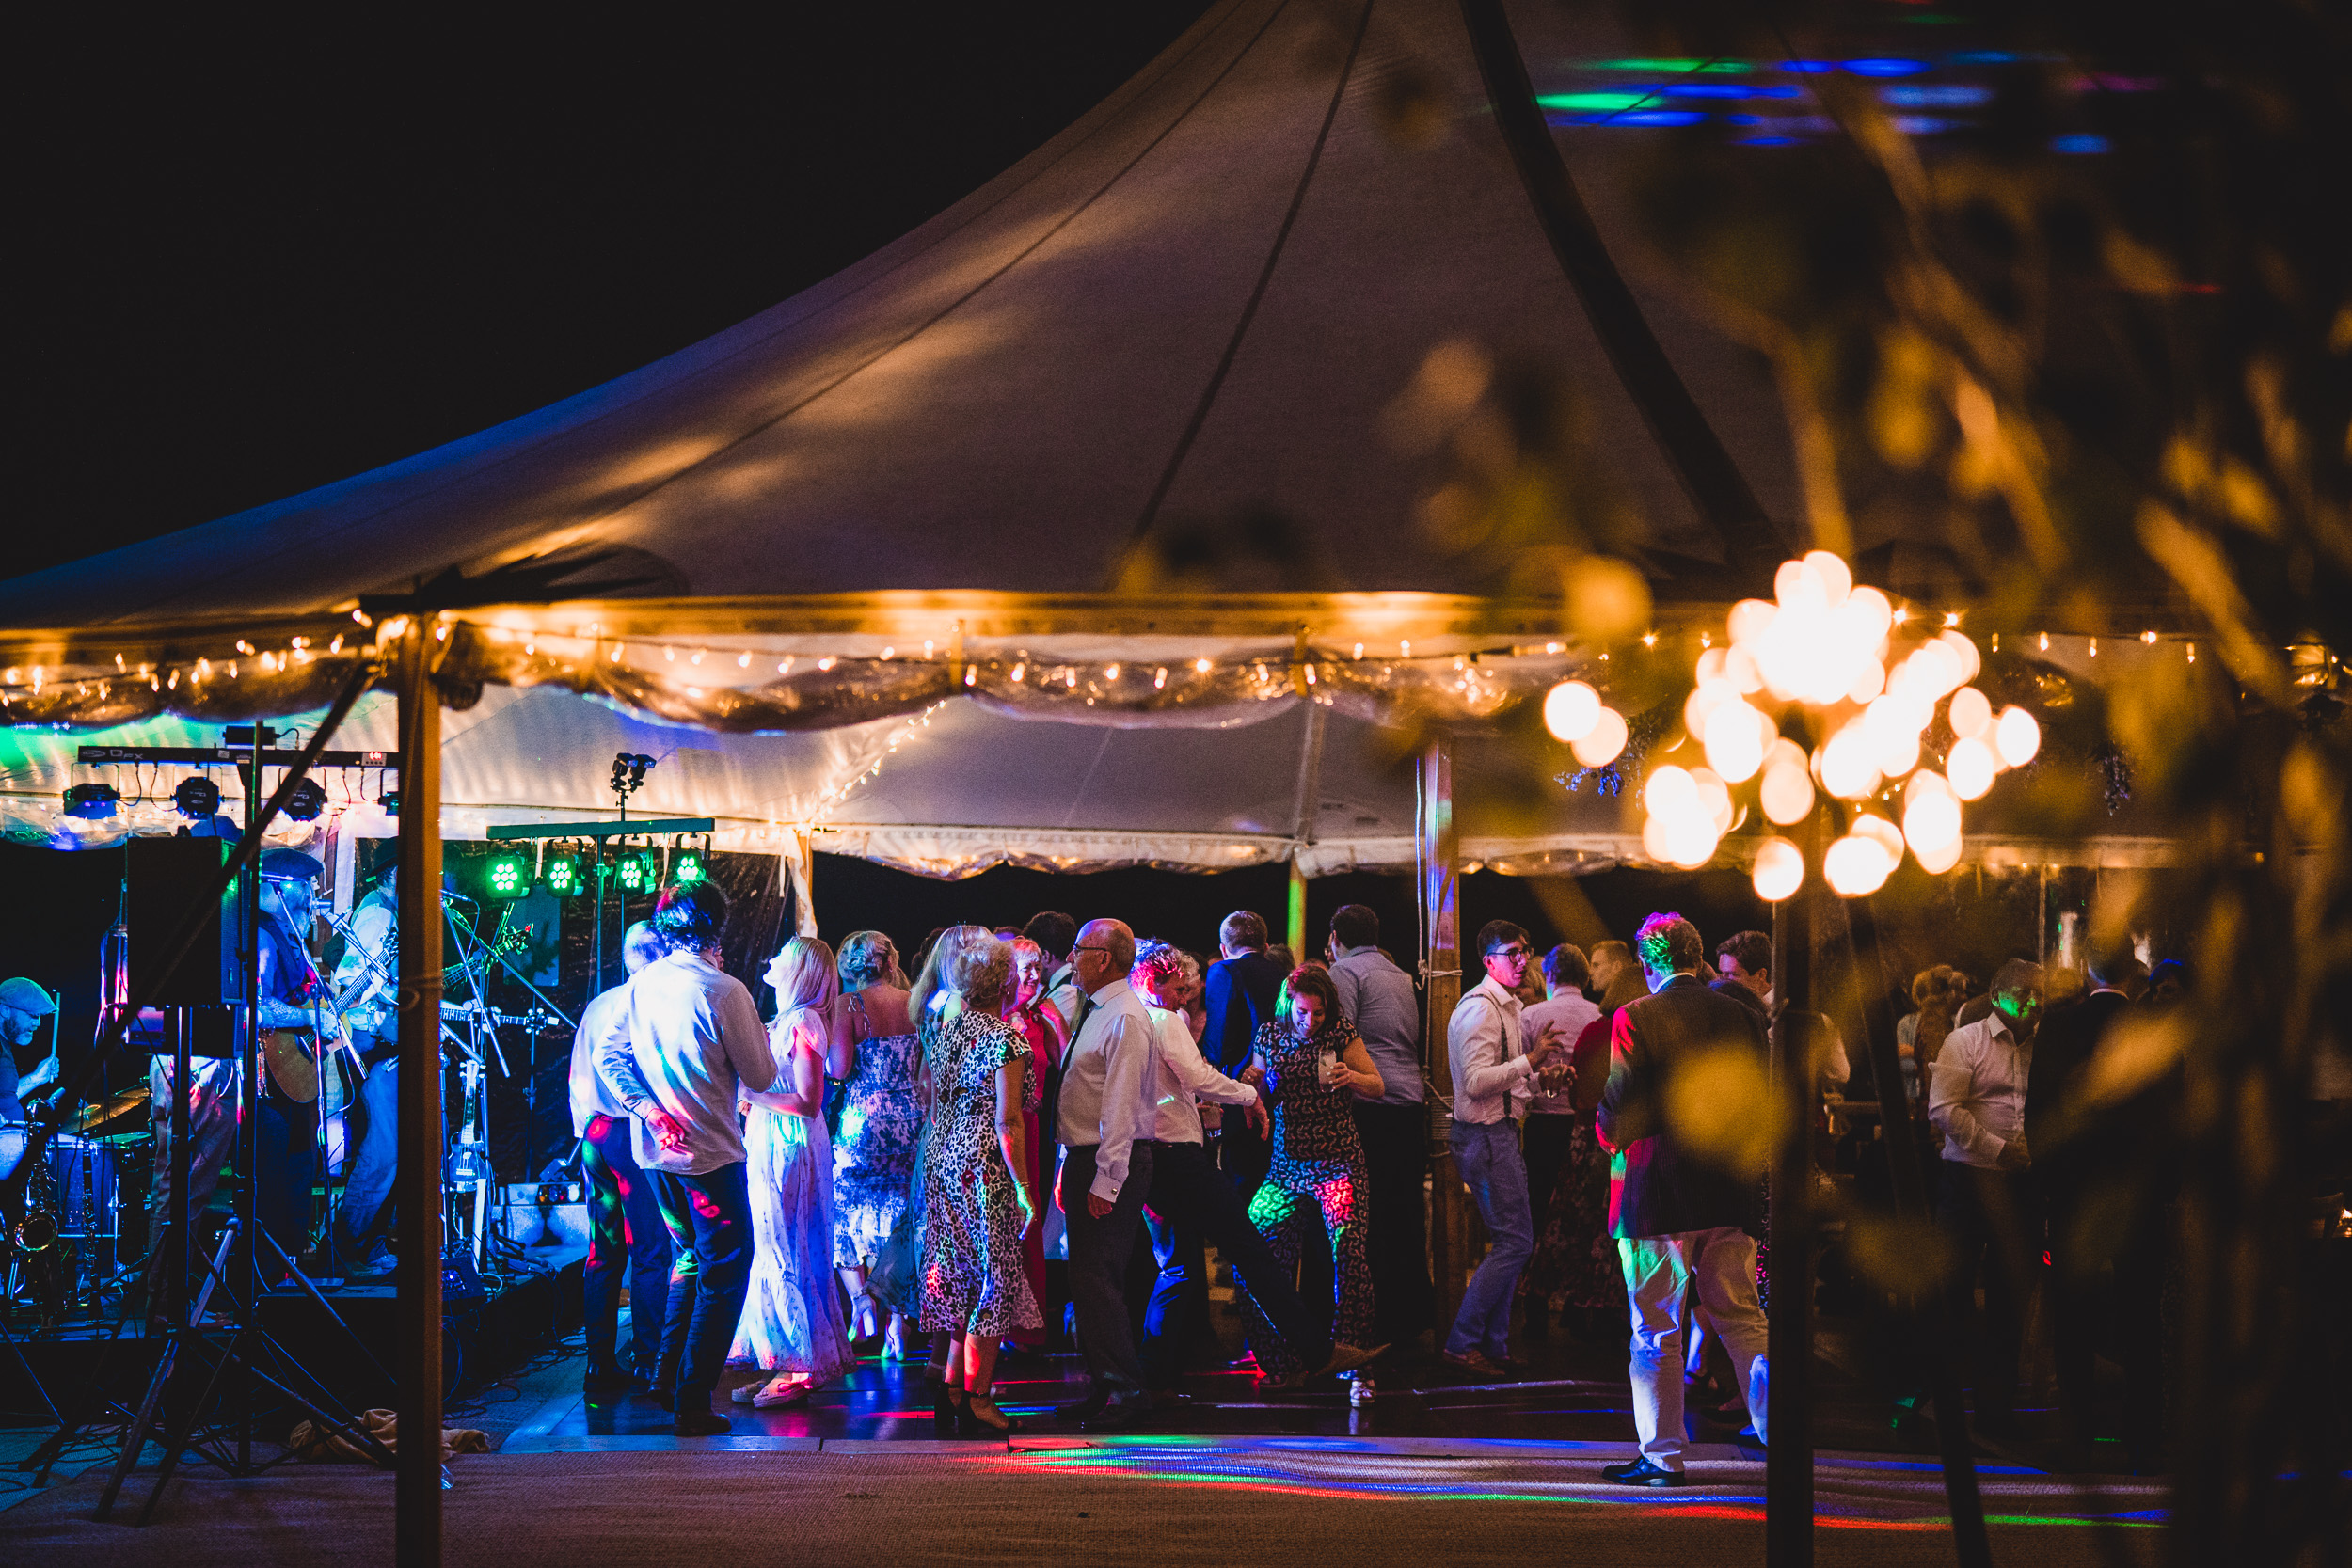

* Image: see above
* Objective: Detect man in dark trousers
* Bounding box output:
[1201,910,1287,1207]
[2026,950,2168,1471]
[1595,912,1772,1487]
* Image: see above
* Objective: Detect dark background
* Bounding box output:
[14,6,1213,578]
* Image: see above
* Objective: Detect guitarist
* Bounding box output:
[146,847,326,1304]
[326,864,416,1279]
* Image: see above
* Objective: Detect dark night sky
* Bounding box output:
[14,8,1212,580]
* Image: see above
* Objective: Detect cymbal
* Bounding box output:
[72,1085,151,1131]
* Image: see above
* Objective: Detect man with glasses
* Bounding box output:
[1929,957,2046,1437]
[1054,918,1157,1429]
[1441,920,1564,1375]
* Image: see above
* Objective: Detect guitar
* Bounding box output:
[260,969,387,1105]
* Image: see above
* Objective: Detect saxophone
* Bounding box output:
[12,1145,58,1255]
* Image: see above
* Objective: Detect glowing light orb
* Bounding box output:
[1819,725,1883,800]
[1751,836,1804,901]
[1703,700,1770,783]
[1544,679,1602,743]
[1947,736,1996,800]
[1902,777,1963,855]
[1823,832,1894,896]
[1947,686,1992,739]
[1760,757,1817,824]
[1646,765,1700,819]
[1571,706,1629,767]
[1995,705,2041,768]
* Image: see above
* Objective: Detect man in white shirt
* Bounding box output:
[1927,958,2044,1434]
[1053,918,1157,1427]
[596,882,775,1437]
[1129,942,1362,1395]
[1441,920,1563,1375]
[572,921,670,1393]
[1519,943,1602,1340]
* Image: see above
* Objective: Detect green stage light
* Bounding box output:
[616,850,657,893]
[674,848,706,884]
[485,851,528,898]
[544,854,581,896]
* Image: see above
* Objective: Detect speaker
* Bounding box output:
[128,837,239,1006]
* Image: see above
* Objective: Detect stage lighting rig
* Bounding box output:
[543,853,583,895]
[63,782,120,818]
[673,847,706,884]
[172,776,223,818]
[485,850,529,898]
[615,849,659,893]
[610,752,657,810]
[284,777,327,821]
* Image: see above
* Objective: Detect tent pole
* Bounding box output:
[394,625,444,1568]
[1286,703,1327,959]
[1419,737,1467,1338]
[1767,809,1820,1568]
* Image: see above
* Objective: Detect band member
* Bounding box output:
[327,865,405,1277]
[147,847,326,1302]
[0,978,62,1181]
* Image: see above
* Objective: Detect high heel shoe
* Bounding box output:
[962,1391,1022,1437]
[935,1383,966,1436]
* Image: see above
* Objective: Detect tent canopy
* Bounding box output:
[0,0,2169,881]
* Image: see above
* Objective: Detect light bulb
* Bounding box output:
[1727,599,1777,645]
[1571,706,1628,767]
[1947,686,1993,739]
[1914,833,1963,874]
[1947,736,1996,800]
[1751,837,1804,901]
[1819,725,1883,800]
[1804,549,1853,605]
[1823,833,1893,896]
[1645,766,1700,820]
[1853,813,1906,866]
[1703,701,1769,784]
[1760,759,1817,825]
[1544,679,1603,743]
[1690,767,1734,833]
[1995,705,2041,768]
[1902,783,1962,855]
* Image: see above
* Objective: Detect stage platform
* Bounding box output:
[1,1243,586,1428]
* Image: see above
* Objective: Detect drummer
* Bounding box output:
[0,977,62,1180]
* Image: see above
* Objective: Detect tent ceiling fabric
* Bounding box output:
[0,0,1790,633]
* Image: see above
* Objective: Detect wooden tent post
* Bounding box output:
[394,626,444,1568]
[1420,736,1468,1335]
[1767,812,1820,1568]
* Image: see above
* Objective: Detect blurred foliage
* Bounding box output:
[1592,0,2350,1554]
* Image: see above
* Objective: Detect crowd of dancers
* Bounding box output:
[569,887,1405,1436]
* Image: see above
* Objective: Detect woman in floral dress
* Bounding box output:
[1241,966,1387,1386]
[829,930,922,1357]
[997,938,1066,1350]
[728,937,855,1408]
[913,927,1042,1434]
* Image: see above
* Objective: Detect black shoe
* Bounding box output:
[644,1386,675,1412]
[1080,1400,1150,1433]
[964,1393,1022,1437]
[1600,1457,1687,1487]
[937,1384,965,1437]
[1056,1392,1109,1424]
[583,1367,644,1394]
[673,1407,731,1437]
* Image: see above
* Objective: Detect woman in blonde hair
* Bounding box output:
[913,927,1042,1434]
[727,935,854,1408]
[830,929,922,1356]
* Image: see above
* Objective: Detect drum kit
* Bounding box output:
[5,1085,149,1323]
